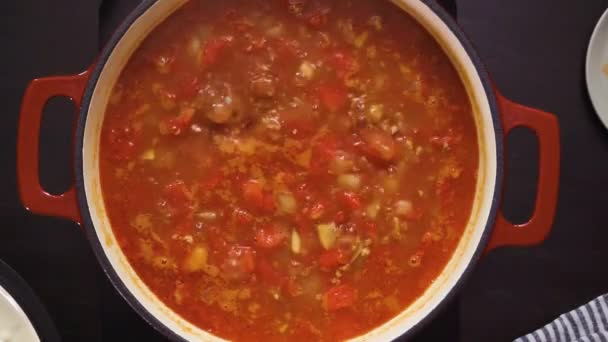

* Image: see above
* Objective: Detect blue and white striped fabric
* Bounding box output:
[514,294,608,342]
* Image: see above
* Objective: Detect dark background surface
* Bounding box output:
[1,0,608,341]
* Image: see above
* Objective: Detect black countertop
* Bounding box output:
[1,0,608,341]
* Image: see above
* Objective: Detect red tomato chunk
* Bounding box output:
[324,284,357,311]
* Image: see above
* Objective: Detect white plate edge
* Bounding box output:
[585,7,608,130]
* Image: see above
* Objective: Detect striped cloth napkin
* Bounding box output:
[514,294,608,342]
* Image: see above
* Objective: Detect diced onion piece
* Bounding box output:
[383,176,399,194]
[138,239,154,262]
[291,230,302,254]
[367,104,384,123]
[196,211,217,220]
[383,295,400,312]
[153,150,176,170]
[399,64,413,76]
[174,285,185,305]
[329,151,354,174]
[295,149,312,169]
[131,213,152,232]
[208,103,233,124]
[337,174,361,191]
[183,246,208,273]
[317,223,338,250]
[394,200,413,218]
[155,54,173,74]
[203,264,219,277]
[261,115,282,130]
[235,138,257,155]
[188,37,201,57]
[391,217,408,241]
[393,217,401,232]
[366,45,377,59]
[140,149,156,161]
[368,16,383,31]
[353,31,369,48]
[277,193,297,214]
[191,124,202,133]
[266,24,284,38]
[374,75,386,90]
[299,61,315,80]
[158,90,176,111]
[366,199,381,219]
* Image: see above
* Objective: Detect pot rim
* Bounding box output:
[74,0,503,340]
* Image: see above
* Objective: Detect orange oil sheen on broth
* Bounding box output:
[99,0,478,340]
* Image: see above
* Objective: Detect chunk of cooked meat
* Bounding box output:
[250,75,277,98]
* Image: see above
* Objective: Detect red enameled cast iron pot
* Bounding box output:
[16,0,560,340]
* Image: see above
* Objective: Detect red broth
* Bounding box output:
[99,0,478,340]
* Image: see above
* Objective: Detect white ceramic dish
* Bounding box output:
[586,7,608,129]
[0,285,39,342]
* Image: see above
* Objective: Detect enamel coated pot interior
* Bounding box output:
[17,0,560,340]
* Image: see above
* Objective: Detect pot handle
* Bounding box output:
[485,92,560,252]
[17,70,91,224]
